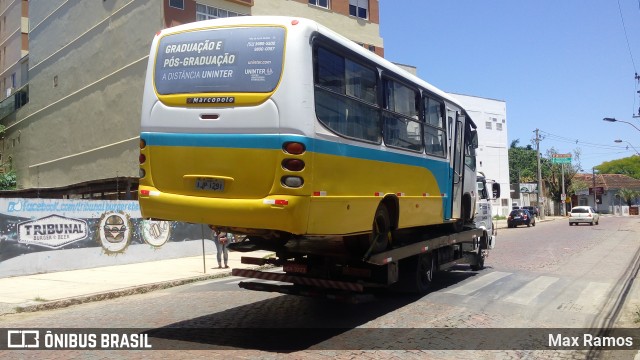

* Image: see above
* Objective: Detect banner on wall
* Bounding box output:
[0,199,205,262]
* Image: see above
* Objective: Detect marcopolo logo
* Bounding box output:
[18,215,88,248]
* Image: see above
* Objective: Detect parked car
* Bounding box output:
[522,206,539,217]
[507,209,536,228]
[569,206,600,226]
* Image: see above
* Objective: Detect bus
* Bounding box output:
[139,16,479,256]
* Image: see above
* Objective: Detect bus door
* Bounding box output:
[448,109,464,220]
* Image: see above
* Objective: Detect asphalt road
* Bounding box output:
[2,215,639,359]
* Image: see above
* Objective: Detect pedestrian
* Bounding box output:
[209,226,230,269]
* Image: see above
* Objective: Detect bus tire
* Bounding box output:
[369,205,391,254]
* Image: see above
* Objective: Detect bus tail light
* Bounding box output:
[282,176,303,188]
[140,139,146,149]
[139,169,146,178]
[139,154,146,164]
[282,159,305,171]
[283,142,305,155]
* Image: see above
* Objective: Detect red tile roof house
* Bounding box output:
[571,174,640,214]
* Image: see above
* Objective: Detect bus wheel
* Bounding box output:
[367,205,391,256]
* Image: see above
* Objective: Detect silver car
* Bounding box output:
[569,206,600,226]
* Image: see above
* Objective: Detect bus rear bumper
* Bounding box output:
[138,186,309,235]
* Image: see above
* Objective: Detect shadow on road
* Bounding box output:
[145,266,488,351]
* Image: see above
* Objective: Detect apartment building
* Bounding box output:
[0,0,382,197]
[0,0,27,100]
[0,0,28,175]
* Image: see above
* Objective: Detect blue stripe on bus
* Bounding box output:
[142,132,454,218]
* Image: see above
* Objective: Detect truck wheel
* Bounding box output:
[392,252,435,295]
[470,250,485,271]
[416,253,435,294]
[368,205,391,255]
[471,234,487,271]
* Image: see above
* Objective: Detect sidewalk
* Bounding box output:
[0,250,274,316]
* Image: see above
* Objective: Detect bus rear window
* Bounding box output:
[154,26,285,95]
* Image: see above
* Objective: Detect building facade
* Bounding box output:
[572,173,640,214]
[0,0,27,100]
[450,93,511,216]
[0,0,28,174]
[0,0,382,197]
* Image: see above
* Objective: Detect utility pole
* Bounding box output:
[592,167,597,211]
[535,129,545,220]
[561,162,565,216]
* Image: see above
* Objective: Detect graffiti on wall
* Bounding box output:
[0,199,204,261]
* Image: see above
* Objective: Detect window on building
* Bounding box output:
[309,0,329,9]
[10,73,15,88]
[196,3,246,21]
[496,123,503,131]
[349,0,368,19]
[169,0,184,10]
[485,121,492,130]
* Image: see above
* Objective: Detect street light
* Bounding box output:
[603,117,640,132]
[614,139,640,156]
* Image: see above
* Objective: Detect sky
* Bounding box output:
[379,0,640,173]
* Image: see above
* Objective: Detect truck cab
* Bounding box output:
[475,173,500,249]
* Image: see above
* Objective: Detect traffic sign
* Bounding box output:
[552,153,572,164]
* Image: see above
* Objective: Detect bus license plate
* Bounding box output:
[283,263,307,274]
[195,178,224,192]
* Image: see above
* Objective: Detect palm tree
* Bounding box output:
[618,188,640,206]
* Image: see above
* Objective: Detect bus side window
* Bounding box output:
[382,78,422,151]
[314,44,380,143]
[423,97,445,157]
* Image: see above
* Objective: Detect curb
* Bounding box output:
[5,264,275,316]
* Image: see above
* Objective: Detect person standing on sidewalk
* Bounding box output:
[210,226,231,268]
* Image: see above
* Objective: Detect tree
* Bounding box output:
[0,124,16,190]
[595,156,640,180]
[543,147,582,205]
[0,170,16,190]
[508,139,537,185]
[618,188,639,206]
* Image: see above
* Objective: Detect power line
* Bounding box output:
[617,0,637,73]
[538,130,635,150]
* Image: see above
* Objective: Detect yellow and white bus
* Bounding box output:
[139,16,478,254]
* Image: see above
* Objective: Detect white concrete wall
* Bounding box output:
[450,93,510,216]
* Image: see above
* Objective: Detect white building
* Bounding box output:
[450,93,511,216]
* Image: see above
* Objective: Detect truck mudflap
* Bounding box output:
[236,281,376,304]
[231,268,365,292]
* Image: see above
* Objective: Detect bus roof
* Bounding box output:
[157,15,475,127]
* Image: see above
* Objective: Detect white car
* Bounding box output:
[569,206,600,226]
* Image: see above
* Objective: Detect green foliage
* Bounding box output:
[568,177,589,195]
[595,156,640,180]
[0,170,16,190]
[508,139,538,184]
[543,148,582,203]
[618,188,640,206]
